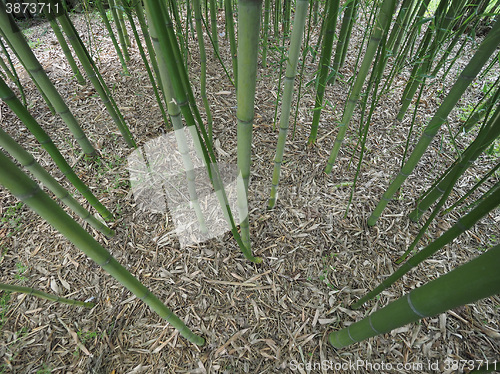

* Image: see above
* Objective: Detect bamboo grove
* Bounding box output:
[0,0,498,349]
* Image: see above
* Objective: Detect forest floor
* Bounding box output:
[0,7,499,374]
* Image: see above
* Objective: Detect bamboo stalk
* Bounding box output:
[368,18,500,226]
[0,283,95,308]
[0,75,114,221]
[44,11,86,84]
[330,243,500,348]
[268,0,309,209]
[54,2,136,148]
[353,181,500,309]
[409,105,500,222]
[0,3,97,157]
[96,0,129,75]
[194,0,214,142]
[324,0,398,172]
[109,0,130,61]
[0,151,205,346]
[0,126,114,236]
[143,0,261,263]
[236,0,263,251]
[307,0,339,145]
[224,0,238,85]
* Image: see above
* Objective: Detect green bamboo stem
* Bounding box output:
[398,109,498,263]
[313,0,319,25]
[397,0,463,120]
[133,1,163,104]
[209,0,219,55]
[194,0,214,143]
[328,0,358,86]
[330,243,500,348]
[109,0,130,61]
[324,0,398,173]
[200,12,235,87]
[121,0,168,126]
[0,75,114,221]
[291,0,314,140]
[282,0,291,36]
[443,161,500,215]
[44,11,86,85]
[262,0,271,68]
[462,78,500,132]
[224,0,238,85]
[385,0,413,56]
[169,0,188,66]
[409,106,500,222]
[0,30,55,114]
[236,0,263,251]
[143,0,261,263]
[367,18,500,226]
[307,0,339,146]
[378,0,432,99]
[96,0,129,75]
[274,0,281,36]
[0,126,114,236]
[346,41,387,215]
[145,10,209,236]
[0,42,26,106]
[353,181,500,309]
[268,0,309,209]
[0,151,204,346]
[116,2,131,47]
[54,5,136,148]
[0,283,95,308]
[0,4,96,157]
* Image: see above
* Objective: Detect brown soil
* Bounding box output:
[0,8,499,374]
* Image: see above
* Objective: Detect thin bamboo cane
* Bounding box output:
[209,0,219,55]
[44,11,86,84]
[121,0,168,126]
[262,0,271,68]
[409,105,500,222]
[353,181,500,309]
[330,243,500,348]
[0,126,114,236]
[96,0,129,75]
[0,151,205,346]
[328,0,358,86]
[116,2,131,47]
[307,0,339,146]
[132,1,163,102]
[0,4,96,157]
[145,8,209,236]
[109,0,130,61]
[194,0,214,142]
[0,283,95,308]
[268,0,309,209]
[236,0,263,251]
[54,4,136,148]
[367,18,500,226]
[397,0,464,120]
[224,0,238,85]
[443,160,500,215]
[324,0,398,173]
[0,75,114,221]
[0,39,26,105]
[398,108,499,263]
[143,0,261,263]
